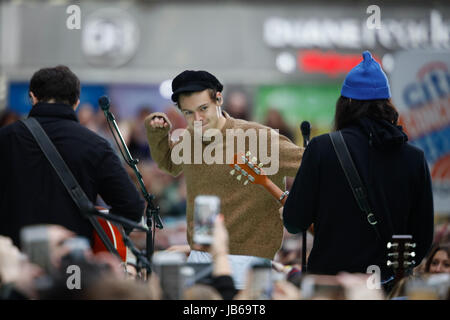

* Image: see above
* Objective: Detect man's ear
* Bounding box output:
[73,99,80,111]
[29,92,38,106]
[216,92,223,106]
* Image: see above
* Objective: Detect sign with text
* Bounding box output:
[391,50,450,215]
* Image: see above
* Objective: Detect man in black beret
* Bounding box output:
[145,70,303,289]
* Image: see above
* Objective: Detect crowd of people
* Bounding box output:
[0,216,448,300]
[0,53,449,301]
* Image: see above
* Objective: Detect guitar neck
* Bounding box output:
[261,178,286,205]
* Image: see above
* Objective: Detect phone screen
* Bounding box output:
[193,195,220,245]
[20,225,53,274]
[152,251,186,300]
[249,265,273,300]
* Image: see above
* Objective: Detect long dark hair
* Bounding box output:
[333,96,399,131]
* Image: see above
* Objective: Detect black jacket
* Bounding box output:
[283,117,434,278]
[0,103,145,248]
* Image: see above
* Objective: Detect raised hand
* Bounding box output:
[147,116,169,129]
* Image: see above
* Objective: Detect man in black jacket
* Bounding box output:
[282,51,434,283]
[0,66,145,248]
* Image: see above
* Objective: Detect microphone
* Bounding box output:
[300,121,311,147]
[98,96,110,111]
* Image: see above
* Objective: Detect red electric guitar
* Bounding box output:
[92,207,127,262]
[228,151,314,234]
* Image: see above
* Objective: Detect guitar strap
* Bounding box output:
[329,131,384,242]
[21,117,120,258]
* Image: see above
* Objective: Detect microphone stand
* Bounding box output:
[300,121,311,274]
[99,96,163,277]
[88,207,149,232]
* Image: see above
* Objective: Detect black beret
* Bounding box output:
[171,70,223,103]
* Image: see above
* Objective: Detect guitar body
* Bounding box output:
[92,207,127,262]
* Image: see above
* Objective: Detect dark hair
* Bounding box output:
[425,243,450,273]
[333,96,399,131]
[29,65,80,106]
[176,88,218,109]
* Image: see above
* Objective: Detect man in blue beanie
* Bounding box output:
[281,51,434,295]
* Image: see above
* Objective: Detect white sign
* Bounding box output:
[264,10,450,50]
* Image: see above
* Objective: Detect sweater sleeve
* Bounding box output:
[283,137,320,234]
[277,131,304,179]
[144,112,183,177]
[409,155,434,264]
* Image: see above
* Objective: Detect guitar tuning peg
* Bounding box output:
[229,169,235,176]
[387,260,398,268]
[251,157,257,164]
[387,242,398,249]
[405,242,416,248]
[258,163,264,168]
[236,174,242,181]
[246,151,251,157]
[404,252,416,258]
[403,260,416,267]
[388,252,399,258]
[243,179,249,185]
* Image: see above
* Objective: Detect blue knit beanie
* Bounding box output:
[341,51,391,100]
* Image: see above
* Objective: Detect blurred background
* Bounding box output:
[0,0,449,254]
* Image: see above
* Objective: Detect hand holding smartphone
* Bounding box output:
[193,195,221,246]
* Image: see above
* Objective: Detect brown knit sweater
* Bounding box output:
[145,112,303,259]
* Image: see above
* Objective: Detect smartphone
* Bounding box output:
[20,225,53,274]
[152,251,188,300]
[301,275,346,300]
[60,236,91,266]
[248,263,273,300]
[193,195,220,246]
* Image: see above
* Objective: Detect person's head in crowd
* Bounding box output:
[29,65,80,110]
[264,108,294,141]
[425,243,450,274]
[38,259,158,300]
[82,277,159,300]
[77,103,97,130]
[225,91,250,120]
[0,235,43,299]
[334,51,399,132]
[20,224,80,275]
[171,70,225,133]
[0,109,21,128]
[136,105,153,121]
[128,105,154,159]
